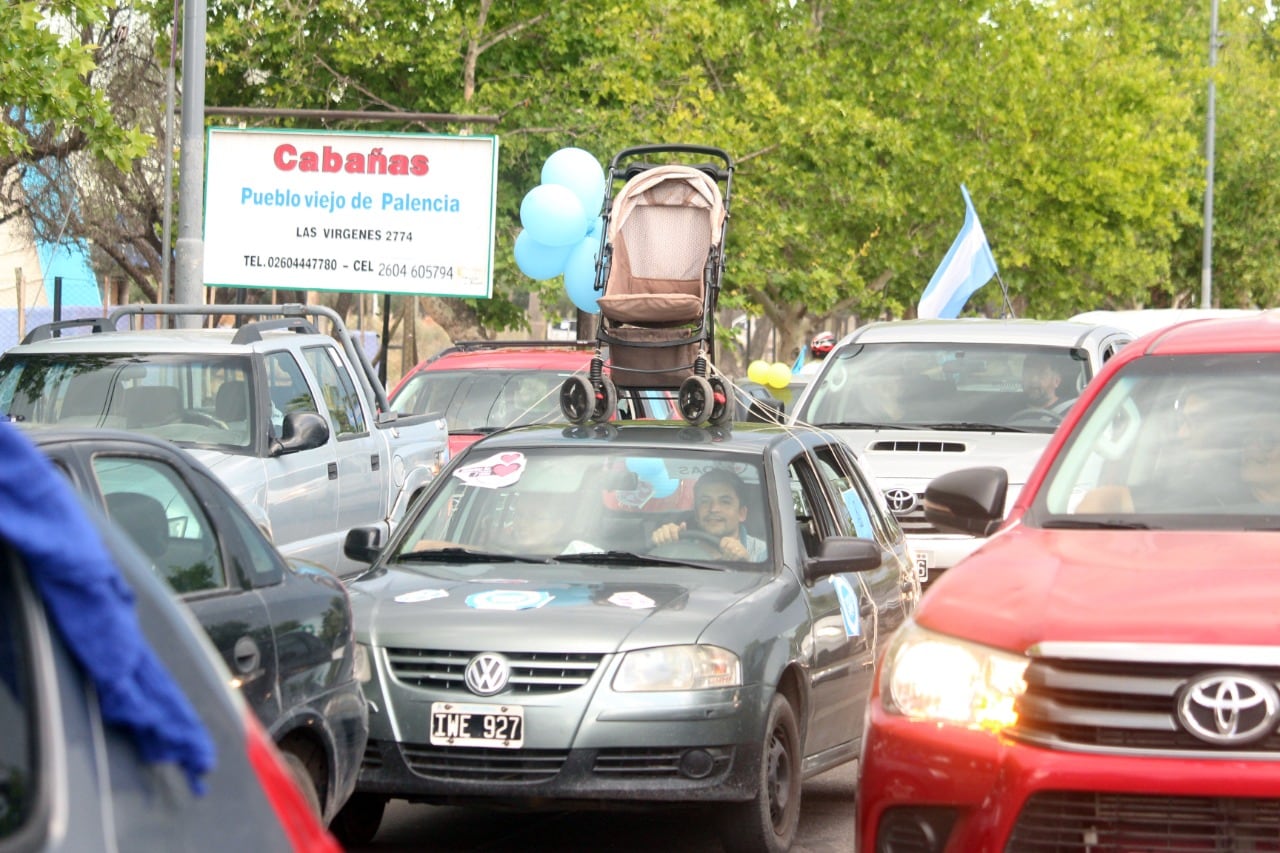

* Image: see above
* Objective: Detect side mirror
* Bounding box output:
[804,536,882,582]
[923,467,1008,537]
[343,527,383,564]
[271,412,329,456]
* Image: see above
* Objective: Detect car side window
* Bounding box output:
[788,457,826,556]
[0,549,36,842]
[303,345,367,437]
[92,456,226,595]
[192,469,284,588]
[264,352,319,438]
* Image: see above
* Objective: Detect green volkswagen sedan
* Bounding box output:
[333,421,919,853]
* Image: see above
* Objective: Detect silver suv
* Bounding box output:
[790,319,1131,585]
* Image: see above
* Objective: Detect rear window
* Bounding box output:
[0,353,255,451]
[392,369,577,432]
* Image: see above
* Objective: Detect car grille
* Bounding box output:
[888,496,938,535]
[1006,791,1280,852]
[592,746,733,778]
[1011,650,1280,755]
[385,647,604,695]
[401,744,568,782]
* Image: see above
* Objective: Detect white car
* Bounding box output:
[789,318,1131,585]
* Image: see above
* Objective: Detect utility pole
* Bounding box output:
[1200,0,1220,309]
[174,0,207,320]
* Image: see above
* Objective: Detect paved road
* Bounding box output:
[350,760,857,852]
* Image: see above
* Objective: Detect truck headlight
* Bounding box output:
[613,645,741,692]
[881,620,1028,731]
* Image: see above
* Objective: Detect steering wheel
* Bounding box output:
[651,529,724,559]
[181,411,228,428]
[1007,407,1062,427]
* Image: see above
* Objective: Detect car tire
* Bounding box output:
[281,748,323,819]
[717,694,802,853]
[330,792,388,847]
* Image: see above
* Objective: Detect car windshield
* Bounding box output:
[390,446,772,564]
[1035,353,1280,530]
[798,342,1089,432]
[391,369,576,432]
[0,353,255,450]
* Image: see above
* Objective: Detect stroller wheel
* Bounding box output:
[707,376,732,426]
[678,376,714,425]
[559,376,595,424]
[591,376,619,423]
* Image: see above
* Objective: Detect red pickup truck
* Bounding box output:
[857,311,1280,851]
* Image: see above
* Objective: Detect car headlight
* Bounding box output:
[881,620,1028,731]
[613,645,741,692]
[352,642,373,684]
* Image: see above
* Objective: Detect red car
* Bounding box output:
[388,343,677,456]
[858,311,1280,851]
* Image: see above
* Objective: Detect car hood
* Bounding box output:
[825,427,1049,491]
[348,560,774,652]
[918,525,1280,650]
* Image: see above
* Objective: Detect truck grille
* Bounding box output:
[888,497,938,535]
[1011,649,1280,755]
[1006,791,1280,852]
[385,647,604,695]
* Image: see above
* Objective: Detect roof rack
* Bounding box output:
[105,303,394,419]
[20,317,115,344]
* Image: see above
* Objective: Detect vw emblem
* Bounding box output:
[464,653,511,696]
[884,488,917,516]
[1177,671,1280,746]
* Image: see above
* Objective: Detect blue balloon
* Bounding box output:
[542,147,606,219]
[626,457,664,479]
[563,235,601,314]
[586,215,604,239]
[520,184,587,248]
[650,476,680,499]
[513,229,573,280]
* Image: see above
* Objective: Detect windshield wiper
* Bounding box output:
[556,550,726,570]
[397,547,551,564]
[925,422,1036,433]
[1041,518,1152,530]
[814,421,911,430]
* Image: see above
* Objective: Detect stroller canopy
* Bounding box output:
[598,164,726,325]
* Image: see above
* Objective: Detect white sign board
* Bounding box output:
[203,128,498,298]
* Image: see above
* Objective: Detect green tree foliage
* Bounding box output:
[0,0,149,222]
[17,0,1276,356]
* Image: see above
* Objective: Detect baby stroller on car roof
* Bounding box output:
[559,144,735,426]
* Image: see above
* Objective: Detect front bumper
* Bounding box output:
[356,657,770,806]
[857,700,1280,852]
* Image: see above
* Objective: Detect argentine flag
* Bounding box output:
[917,185,998,319]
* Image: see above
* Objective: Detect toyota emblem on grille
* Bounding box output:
[884,488,917,515]
[464,653,511,696]
[1177,671,1280,746]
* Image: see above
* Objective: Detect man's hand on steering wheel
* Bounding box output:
[651,523,745,559]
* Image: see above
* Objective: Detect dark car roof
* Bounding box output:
[19,422,197,452]
[461,420,833,456]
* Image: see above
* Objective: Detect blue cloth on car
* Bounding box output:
[0,420,215,793]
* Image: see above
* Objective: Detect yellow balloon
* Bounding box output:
[767,363,793,389]
[747,360,770,385]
